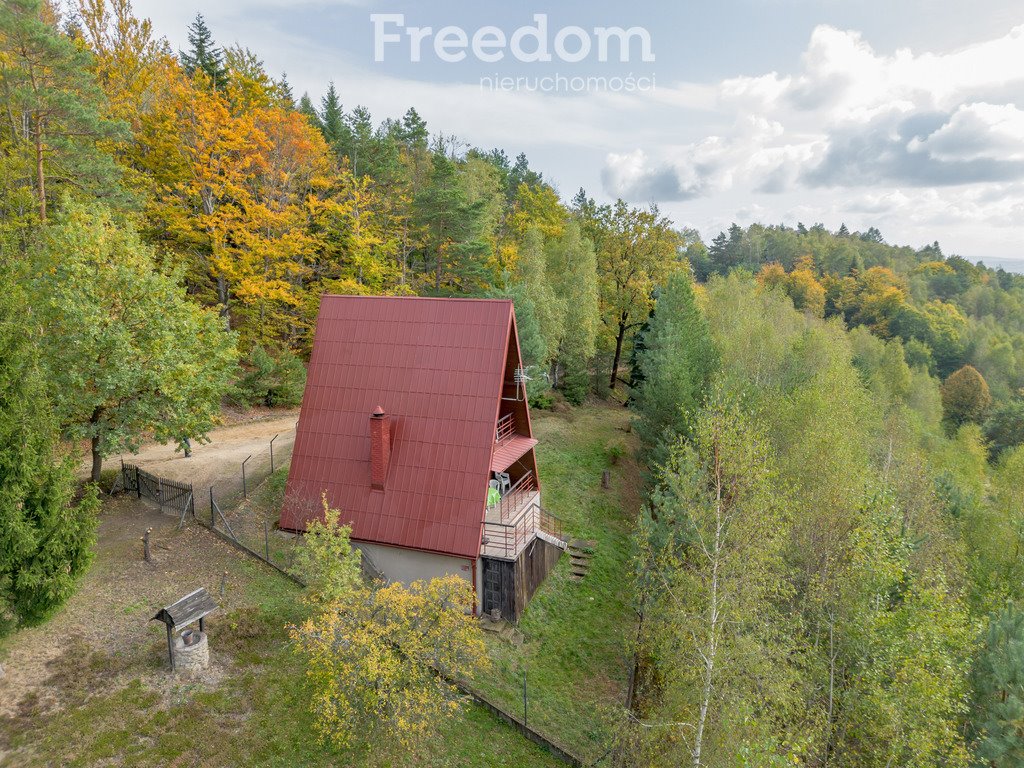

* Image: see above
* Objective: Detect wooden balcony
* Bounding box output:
[481,501,564,560]
[491,470,536,524]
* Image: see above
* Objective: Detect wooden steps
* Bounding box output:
[568,538,597,581]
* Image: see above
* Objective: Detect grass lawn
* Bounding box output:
[472,400,642,761]
[1,556,563,768]
[1,400,639,767]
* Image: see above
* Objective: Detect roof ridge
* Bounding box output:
[321,294,513,305]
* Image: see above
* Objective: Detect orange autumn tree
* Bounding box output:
[97,24,409,351]
[142,68,271,331]
[756,258,825,317]
[78,0,175,195]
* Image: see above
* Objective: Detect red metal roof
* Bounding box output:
[281,295,518,559]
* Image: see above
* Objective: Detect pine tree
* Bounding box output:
[399,107,428,148]
[298,92,321,129]
[277,71,294,107]
[319,82,345,147]
[0,275,98,632]
[414,153,489,293]
[346,105,375,175]
[971,603,1024,766]
[632,268,719,465]
[179,13,228,90]
[547,221,599,395]
[0,0,128,222]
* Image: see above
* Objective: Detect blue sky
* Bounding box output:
[132,0,1024,262]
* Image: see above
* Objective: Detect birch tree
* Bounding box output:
[639,393,795,766]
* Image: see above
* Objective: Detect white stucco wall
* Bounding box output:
[353,541,481,614]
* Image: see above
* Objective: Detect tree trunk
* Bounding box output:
[90,434,103,484]
[34,117,46,222]
[217,276,231,329]
[693,449,725,768]
[89,407,105,484]
[609,319,627,390]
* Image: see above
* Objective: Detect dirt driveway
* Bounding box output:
[113,410,299,500]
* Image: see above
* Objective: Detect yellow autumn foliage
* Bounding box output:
[290,574,489,754]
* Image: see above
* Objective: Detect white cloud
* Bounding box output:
[910,103,1024,162]
[603,23,1024,201]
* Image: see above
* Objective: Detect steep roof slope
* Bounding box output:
[281,295,514,559]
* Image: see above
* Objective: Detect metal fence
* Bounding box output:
[114,430,301,576]
[120,462,195,527]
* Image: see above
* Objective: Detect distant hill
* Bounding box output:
[976,256,1024,275]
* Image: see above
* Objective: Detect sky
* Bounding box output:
[130,0,1024,263]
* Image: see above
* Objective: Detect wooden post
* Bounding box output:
[220,570,228,597]
[242,455,252,499]
[270,434,278,473]
[210,487,215,527]
[166,623,175,671]
[601,470,610,489]
[135,465,141,499]
[158,478,163,510]
[142,528,152,562]
[522,670,528,727]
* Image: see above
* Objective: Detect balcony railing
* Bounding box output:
[497,470,536,523]
[481,503,564,559]
[495,412,516,444]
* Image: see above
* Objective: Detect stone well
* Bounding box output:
[172,630,209,675]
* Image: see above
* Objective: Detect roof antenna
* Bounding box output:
[513,366,529,401]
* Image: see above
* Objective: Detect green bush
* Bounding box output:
[605,441,626,465]
[529,390,554,410]
[229,346,306,408]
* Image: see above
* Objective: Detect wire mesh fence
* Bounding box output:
[116,432,304,580]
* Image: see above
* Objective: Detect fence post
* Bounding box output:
[270,434,279,473]
[135,465,141,499]
[264,520,270,561]
[242,455,252,499]
[522,669,528,727]
[210,487,215,527]
[189,484,195,518]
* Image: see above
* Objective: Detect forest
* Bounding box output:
[2,0,1024,765]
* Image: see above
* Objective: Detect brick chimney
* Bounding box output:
[370,405,391,490]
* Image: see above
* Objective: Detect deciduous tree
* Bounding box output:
[590,200,680,389]
[942,365,993,427]
[31,202,237,482]
[291,575,488,755]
